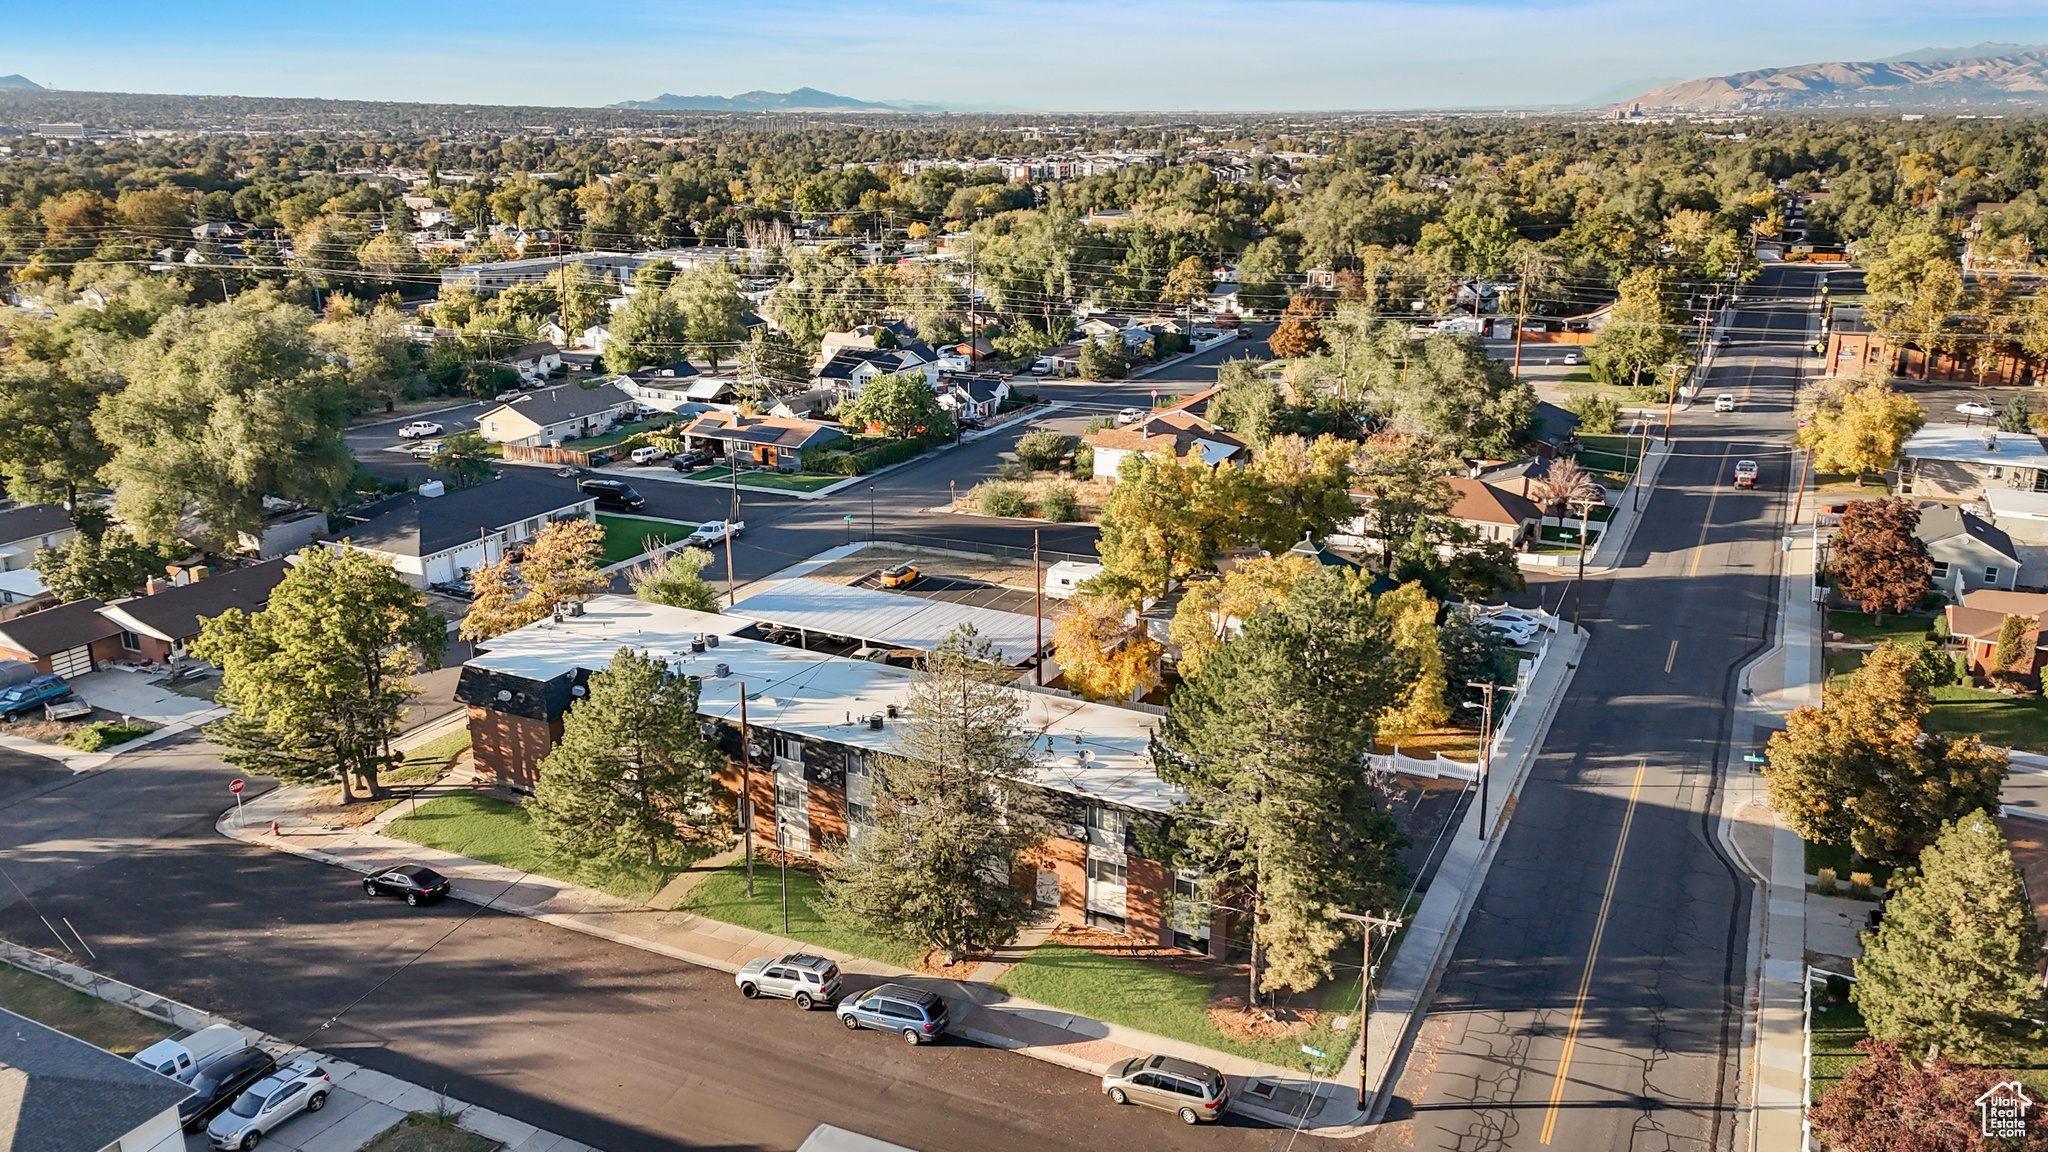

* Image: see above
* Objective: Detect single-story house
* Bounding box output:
[679,411,845,472]
[0,596,123,676]
[1945,589,2048,682]
[0,567,51,609]
[578,324,612,352]
[96,558,292,666]
[1075,317,1123,340]
[941,375,1010,419]
[1039,342,1086,373]
[0,503,76,572]
[1083,410,1249,481]
[477,384,637,448]
[509,341,563,381]
[1915,501,2021,595]
[819,322,920,356]
[536,321,570,346]
[0,1006,195,1152]
[456,595,1228,955]
[1900,426,2048,502]
[1446,476,1545,547]
[327,474,598,589]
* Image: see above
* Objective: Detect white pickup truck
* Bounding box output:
[134,1024,250,1083]
[684,520,743,549]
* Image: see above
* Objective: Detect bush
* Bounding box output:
[980,483,1028,518]
[62,721,152,752]
[1568,393,1622,435]
[1815,866,1838,893]
[1014,430,1071,472]
[800,433,947,476]
[1071,444,1094,481]
[996,460,1030,482]
[1041,484,1079,523]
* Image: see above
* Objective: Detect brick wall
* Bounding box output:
[1035,835,1087,926]
[1126,855,1170,947]
[467,707,561,791]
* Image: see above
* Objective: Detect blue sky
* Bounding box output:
[12,0,2048,110]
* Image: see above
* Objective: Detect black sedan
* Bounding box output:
[363,864,451,906]
[180,1048,278,1132]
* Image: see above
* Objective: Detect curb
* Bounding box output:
[0,938,601,1152]
[217,802,1373,1137]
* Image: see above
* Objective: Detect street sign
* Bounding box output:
[1301,1044,1327,1059]
[1743,755,1767,764]
[229,779,244,794]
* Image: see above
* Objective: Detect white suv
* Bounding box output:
[207,1060,330,1150]
[735,953,844,1009]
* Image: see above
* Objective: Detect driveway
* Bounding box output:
[70,671,223,726]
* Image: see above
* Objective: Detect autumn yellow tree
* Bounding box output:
[1794,376,1927,477]
[458,518,611,641]
[1374,581,1449,744]
[1167,553,1318,678]
[1052,593,1163,702]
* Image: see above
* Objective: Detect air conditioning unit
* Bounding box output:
[704,634,719,648]
[563,601,585,618]
[713,663,730,678]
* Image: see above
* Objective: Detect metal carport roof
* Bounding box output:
[729,578,1046,664]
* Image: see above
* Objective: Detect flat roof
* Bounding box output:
[465,596,1174,813]
[1902,426,2048,470]
[730,578,1046,664]
[1985,489,2048,520]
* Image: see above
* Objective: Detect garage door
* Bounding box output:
[48,646,92,679]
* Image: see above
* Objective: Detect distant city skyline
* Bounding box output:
[12,1,2048,111]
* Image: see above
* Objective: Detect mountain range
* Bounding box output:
[611,87,946,112]
[1625,48,2048,110]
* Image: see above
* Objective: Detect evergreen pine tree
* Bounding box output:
[528,646,724,868]
[824,625,1046,962]
[1853,808,2046,1063]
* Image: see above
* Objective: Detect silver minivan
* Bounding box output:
[1102,1054,1229,1124]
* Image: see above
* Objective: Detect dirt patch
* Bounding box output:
[952,472,1113,523]
[292,786,402,828]
[920,950,986,980]
[357,1116,499,1152]
[1046,921,1235,977]
[804,545,1040,589]
[1207,983,1320,1041]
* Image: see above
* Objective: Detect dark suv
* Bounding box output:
[579,478,645,511]
[180,1049,279,1132]
[835,983,949,1044]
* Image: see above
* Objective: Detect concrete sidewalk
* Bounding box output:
[218,784,1369,1136]
[0,937,596,1152]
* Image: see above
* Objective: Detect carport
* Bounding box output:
[729,578,1048,666]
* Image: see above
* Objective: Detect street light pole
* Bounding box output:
[869,485,876,542]
[738,682,754,898]
[1463,680,1515,840]
[1331,908,1404,1114]
[777,818,790,937]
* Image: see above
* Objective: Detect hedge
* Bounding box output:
[801,433,950,476]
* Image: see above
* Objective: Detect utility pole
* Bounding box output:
[1573,496,1597,635]
[1331,908,1404,1113]
[725,454,739,606]
[1034,529,1044,686]
[1662,361,1683,444]
[739,683,754,897]
[1464,680,1515,840]
[1511,253,1531,379]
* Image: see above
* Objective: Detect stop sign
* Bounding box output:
[229,779,244,795]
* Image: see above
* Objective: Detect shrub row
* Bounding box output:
[802,433,950,476]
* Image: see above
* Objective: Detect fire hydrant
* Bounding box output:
[270,820,280,836]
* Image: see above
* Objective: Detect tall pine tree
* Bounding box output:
[824,626,1047,962]
[1854,809,2046,1063]
[528,646,723,867]
[1152,568,1408,1001]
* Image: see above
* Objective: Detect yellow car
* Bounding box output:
[878,563,919,588]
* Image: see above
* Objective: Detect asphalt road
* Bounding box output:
[0,744,1349,1152]
[1386,266,1822,1151]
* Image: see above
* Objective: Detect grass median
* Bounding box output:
[687,466,843,493]
[382,789,706,903]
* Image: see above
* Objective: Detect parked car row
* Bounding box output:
[731,951,1225,1124]
[135,1025,336,1146]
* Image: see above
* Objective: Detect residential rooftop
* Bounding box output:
[336,473,592,559]
[0,1006,195,1151]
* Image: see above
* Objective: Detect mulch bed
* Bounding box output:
[1207,984,1321,1041]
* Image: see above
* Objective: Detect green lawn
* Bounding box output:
[0,963,175,1055]
[382,789,701,903]
[995,941,1361,1073]
[673,860,928,968]
[1825,610,1934,646]
[597,515,694,565]
[687,466,843,493]
[1539,524,1600,546]
[1928,687,2048,753]
[1808,984,2048,1102]
[1576,435,1644,476]
[390,728,472,785]
[1802,839,1895,889]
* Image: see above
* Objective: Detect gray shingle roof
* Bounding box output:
[0,504,72,547]
[101,559,291,642]
[338,474,592,559]
[1917,501,2020,561]
[483,383,632,428]
[0,1007,194,1152]
[0,598,117,657]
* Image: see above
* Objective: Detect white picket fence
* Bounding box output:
[1366,612,1554,782]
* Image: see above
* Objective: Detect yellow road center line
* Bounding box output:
[1664,640,1678,674]
[1686,449,1732,578]
[1538,759,1647,1146]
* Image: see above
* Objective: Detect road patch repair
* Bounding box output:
[0,936,593,1152]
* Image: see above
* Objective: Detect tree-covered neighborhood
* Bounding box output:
[10,47,2048,1152]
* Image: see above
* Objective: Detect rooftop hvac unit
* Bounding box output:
[563,601,585,618]
[704,634,719,648]
[690,638,706,653]
[868,714,884,731]
[713,663,730,678]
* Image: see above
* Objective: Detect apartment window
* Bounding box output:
[1930,561,1951,579]
[1086,856,1127,886]
[1987,567,2001,584]
[772,735,803,764]
[120,631,141,651]
[1087,805,1125,837]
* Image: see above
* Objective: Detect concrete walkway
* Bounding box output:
[218,785,1368,1136]
[0,937,596,1152]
